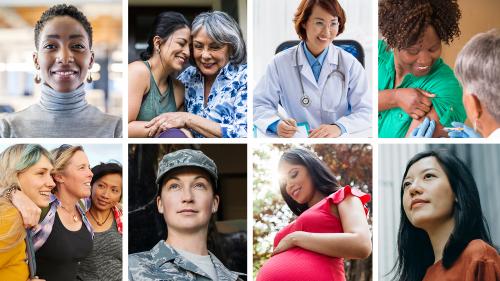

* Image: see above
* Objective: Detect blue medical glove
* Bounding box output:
[447,122,482,138]
[410,117,435,138]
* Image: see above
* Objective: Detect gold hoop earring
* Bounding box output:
[86,72,93,83]
[34,71,41,84]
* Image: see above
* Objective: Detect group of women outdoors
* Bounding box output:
[0,144,123,281]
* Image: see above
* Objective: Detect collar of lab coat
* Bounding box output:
[293,42,340,90]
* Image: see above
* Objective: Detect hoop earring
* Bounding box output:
[34,71,41,84]
[86,72,93,83]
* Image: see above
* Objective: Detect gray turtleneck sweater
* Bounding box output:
[0,84,122,138]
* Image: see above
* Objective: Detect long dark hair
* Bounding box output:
[140,11,189,61]
[393,150,493,281]
[279,147,340,216]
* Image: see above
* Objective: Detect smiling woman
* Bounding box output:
[29,145,95,281]
[256,147,372,281]
[147,11,248,138]
[378,0,466,138]
[0,4,122,138]
[0,144,54,281]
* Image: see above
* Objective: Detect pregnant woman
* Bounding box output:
[256,148,371,281]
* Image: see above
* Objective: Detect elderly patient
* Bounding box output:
[412,29,500,138]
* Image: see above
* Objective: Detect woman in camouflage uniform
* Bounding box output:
[129,149,242,281]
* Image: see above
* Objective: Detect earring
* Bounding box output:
[34,70,41,84]
[473,119,477,131]
[86,72,93,83]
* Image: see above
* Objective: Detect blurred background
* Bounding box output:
[253,144,373,281]
[0,0,122,116]
[128,0,247,63]
[128,144,247,278]
[440,0,500,69]
[253,0,374,91]
[379,144,500,281]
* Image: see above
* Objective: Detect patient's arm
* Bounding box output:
[405,107,447,138]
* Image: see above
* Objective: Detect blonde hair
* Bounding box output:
[51,145,84,178]
[0,144,53,195]
[0,144,53,252]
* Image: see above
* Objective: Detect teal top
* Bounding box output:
[136,61,177,121]
[378,40,466,138]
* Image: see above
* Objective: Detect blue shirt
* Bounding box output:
[178,63,248,138]
[302,41,329,82]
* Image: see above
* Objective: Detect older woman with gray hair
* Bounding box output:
[447,29,500,138]
[411,29,500,138]
[146,11,248,138]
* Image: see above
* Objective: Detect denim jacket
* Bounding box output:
[128,241,241,281]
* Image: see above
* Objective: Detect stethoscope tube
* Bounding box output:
[295,45,347,123]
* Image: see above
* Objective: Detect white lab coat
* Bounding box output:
[254,43,372,134]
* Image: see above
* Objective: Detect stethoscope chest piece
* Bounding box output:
[301,95,311,107]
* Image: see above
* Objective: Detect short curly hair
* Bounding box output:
[34,4,93,50]
[379,0,461,50]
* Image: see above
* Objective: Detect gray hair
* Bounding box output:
[191,11,246,65]
[455,29,500,123]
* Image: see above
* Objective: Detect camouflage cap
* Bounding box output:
[156,149,218,189]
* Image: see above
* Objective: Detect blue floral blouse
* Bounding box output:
[178,63,248,138]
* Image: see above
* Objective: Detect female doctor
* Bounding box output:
[254,0,371,138]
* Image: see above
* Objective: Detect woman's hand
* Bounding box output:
[145,112,189,137]
[28,277,45,281]
[11,190,41,228]
[272,231,303,256]
[309,124,341,138]
[395,88,435,119]
[277,119,297,138]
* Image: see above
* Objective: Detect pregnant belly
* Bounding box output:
[256,247,345,281]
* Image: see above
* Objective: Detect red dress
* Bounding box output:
[256,186,370,281]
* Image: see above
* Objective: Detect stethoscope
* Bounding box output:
[295,45,346,111]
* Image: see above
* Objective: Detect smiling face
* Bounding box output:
[394,25,442,77]
[34,16,93,92]
[57,150,93,199]
[156,27,190,72]
[402,156,455,230]
[91,173,122,212]
[157,167,218,233]
[279,161,320,205]
[303,4,339,56]
[17,155,55,208]
[192,27,230,80]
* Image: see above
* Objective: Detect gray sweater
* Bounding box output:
[0,84,122,138]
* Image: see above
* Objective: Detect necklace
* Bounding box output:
[89,209,112,226]
[59,204,79,222]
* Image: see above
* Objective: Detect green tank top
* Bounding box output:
[136,61,177,121]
